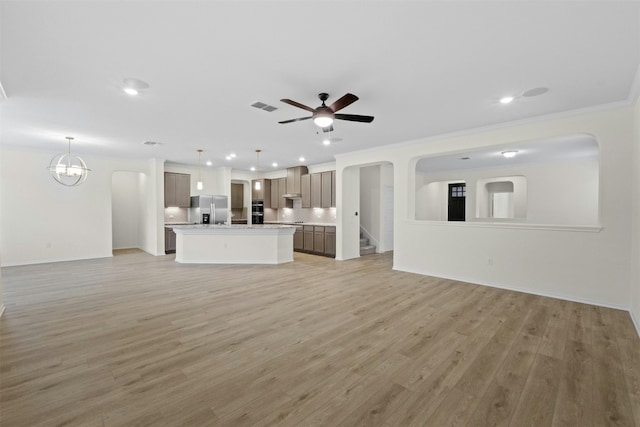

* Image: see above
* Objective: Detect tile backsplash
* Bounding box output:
[164,207,188,223]
[274,199,336,223]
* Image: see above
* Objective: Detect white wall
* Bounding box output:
[416,158,598,226]
[0,148,163,266]
[631,97,640,333]
[112,172,141,249]
[360,165,381,248]
[379,164,395,252]
[337,107,633,309]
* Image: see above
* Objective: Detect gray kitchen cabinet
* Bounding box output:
[231,183,244,209]
[286,166,308,194]
[310,173,322,208]
[164,227,176,254]
[324,226,336,258]
[297,224,335,258]
[293,226,304,251]
[164,172,190,207]
[321,171,332,208]
[279,178,292,208]
[303,225,314,252]
[331,170,336,208]
[313,226,325,254]
[270,177,292,209]
[251,179,271,208]
[270,179,279,209]
[301,174,311,208]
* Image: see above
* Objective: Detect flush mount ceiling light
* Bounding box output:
[196,149,204,190]
[48,137,90,186]
[502,150,519,158]
[299,156,305,162]
[272,162,278,168]
[206,160,212,166]
[122,78,149,96]
[499,96,515,104]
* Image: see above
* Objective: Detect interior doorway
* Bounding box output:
[448,183,466,221]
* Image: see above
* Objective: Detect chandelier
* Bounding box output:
[48,137,90,186]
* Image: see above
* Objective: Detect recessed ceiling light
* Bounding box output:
[272,162,278,167]
[322,139,331,146]
[206,161,212,166]
[225,156,232,161]
[499,96,514,104]
[502,150,518,158]
[250,166,256,171]
[143,140,160,146]
[229,153,236,158]
[299,156,305,162]
[122,78,149,96]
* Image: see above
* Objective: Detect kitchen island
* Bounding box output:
[171,224,296,264]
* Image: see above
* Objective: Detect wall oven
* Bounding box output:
[251,200,264,224]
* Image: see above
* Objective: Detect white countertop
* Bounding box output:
[172,224,296,235]
[173,224,295,229]
[265,221,335,227]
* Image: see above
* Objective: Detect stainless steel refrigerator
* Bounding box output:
[188,195,229,224]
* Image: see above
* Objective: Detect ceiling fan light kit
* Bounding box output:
[279,92,374,129]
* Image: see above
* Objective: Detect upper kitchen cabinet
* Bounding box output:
[309,170,336,208]
[231,183,244,209]
[252,179,272,208]
[286,166,308,194]
[279,178,292,208]
[321,171,332,208]
[164,172,190,207]
[301,174,311,208]
[310,173,322,208]
[270,177,292,209]
[331,170,336,208]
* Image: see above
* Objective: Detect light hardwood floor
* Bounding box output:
[1,250,639,426]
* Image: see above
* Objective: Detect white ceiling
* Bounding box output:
[1,1,639,172]
[415,134,599,173]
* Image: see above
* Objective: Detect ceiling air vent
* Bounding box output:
[251,101,278,112]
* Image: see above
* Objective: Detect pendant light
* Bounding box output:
[196,149,204,190]
[48,136,90,186]
[254,149,261,191]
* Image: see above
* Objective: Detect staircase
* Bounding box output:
[360,233,376,256]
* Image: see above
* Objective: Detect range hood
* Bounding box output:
[282,193,302,199]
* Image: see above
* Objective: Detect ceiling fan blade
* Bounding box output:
[280,99,316,113]
[278,116,312,124]
[335,113,375,123]
[322,125,334,133]
[328,93,358,112]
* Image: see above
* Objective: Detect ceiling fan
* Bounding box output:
[278,93,374,132]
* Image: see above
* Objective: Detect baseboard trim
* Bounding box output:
[0,304,5,318]
[392,265,629,311]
